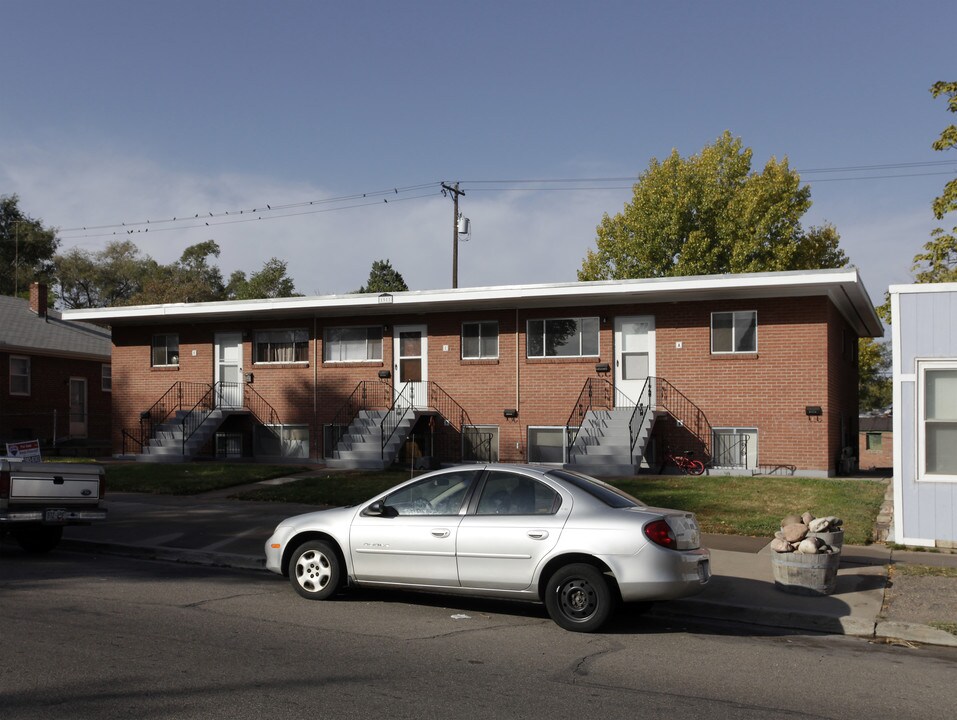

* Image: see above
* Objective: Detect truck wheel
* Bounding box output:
[14,526,63,554]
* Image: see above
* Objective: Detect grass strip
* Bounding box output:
[105,462,311,495]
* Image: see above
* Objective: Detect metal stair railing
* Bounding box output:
[381,382,416,459]
[628,376,655,455]
[329,380,393,453]
[244,383,282,427]
[653,377,714,463]
[427,381,478,463]
[180,382,223,453]
[565,377,635,458]
[123,381,212,455]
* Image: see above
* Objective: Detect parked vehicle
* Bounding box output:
[0,459,107,553]
[265,464,710,632]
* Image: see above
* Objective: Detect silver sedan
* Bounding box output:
[265,464,710,632]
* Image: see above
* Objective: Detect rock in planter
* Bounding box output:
[770,537,795,553]
[782,522,809,543]
[807,516,844,550]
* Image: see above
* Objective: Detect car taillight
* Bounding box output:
[0,469,9,499]
[644,519,677,549]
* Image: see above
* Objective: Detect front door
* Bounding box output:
[393,324,428,409]
[69,377,87,438]
[615,316,655,406]
[214,332,244,409]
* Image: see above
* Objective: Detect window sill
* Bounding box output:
[322,361,384,368]
[710,353,760,360]
[253,362,310,369]
[151,365,180,371]
[461,358,499,365]
[526,356,600,364]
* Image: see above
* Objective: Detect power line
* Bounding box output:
[53,159,955,242]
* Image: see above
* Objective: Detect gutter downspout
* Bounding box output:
[314,315,319,461]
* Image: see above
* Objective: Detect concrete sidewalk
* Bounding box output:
[20,489,956,648]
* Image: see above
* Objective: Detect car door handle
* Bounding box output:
[527,530,549,540]
[431,529,451,538]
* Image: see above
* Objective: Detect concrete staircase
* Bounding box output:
[565,407,658,477]
[136,409,227,463]
[326,409,419,470]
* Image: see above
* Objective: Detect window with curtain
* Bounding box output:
[323,326,383,362]
[101,364,112,392]
[255,329,308,363]
[711,311,757,354]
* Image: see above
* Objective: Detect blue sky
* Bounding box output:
[2,1,955,303]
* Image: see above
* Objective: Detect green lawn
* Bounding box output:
[102,462,887,545]
[105,462,310,495]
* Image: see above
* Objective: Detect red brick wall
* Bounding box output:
[859,431,893,470]
[109,295,858,474]
[1,351,112,446]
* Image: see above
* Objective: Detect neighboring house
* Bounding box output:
[64,268,882,476]
[891,283,957,548]
[1,283,112,454]
[858,415,892,471]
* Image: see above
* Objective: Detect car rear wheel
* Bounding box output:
[544,563,616,632]
[289,540,341,600]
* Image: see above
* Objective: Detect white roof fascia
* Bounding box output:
[62,268,882,337]
[889,282,957,295]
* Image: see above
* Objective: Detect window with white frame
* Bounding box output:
[712,427,758,469]
[152,334,180,366]
[527,426,570,463]
[711,311,757,354]
[10,356,30,395]
[323,326,383,362]
[462,321,499,359]
[101,364,112,392]
[526,317,599,358]
[463,425,499,462]
[255,329,308,363]
[919,362,957,481]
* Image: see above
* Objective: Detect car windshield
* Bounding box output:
[545,469,643,509]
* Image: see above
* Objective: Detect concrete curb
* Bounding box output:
[875,620,957,647]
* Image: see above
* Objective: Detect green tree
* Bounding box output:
[578,132,847,281]
[355,258,409,293]
[226,257,301,300]
[0,194,60,296]
[130,240,225,304]
[859,337,891,412]
[911,81,957,283]
[55,240,157,308]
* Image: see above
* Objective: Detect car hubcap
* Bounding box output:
[559,578,597,621]
[296,550,331,592]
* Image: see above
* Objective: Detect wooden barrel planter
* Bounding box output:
[771,551,840,596]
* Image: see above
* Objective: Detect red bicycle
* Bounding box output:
[664,449,705,476]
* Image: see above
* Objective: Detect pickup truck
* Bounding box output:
[0,459,107,553]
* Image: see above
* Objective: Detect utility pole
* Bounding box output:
[441,182,465,288]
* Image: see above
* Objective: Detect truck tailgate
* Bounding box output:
[9,464,103,504]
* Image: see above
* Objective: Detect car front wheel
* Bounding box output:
[289,540,341,600]
[544,563,616,632]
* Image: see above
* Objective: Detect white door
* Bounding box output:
[615,316,655,406]
[69,378,87,438]
[393,324,428,409]
[215,332,244,409]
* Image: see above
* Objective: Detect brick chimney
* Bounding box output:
[29,282,48,317]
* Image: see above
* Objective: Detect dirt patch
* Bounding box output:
[882,567,957,631]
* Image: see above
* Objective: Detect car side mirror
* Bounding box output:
[363,500,397,518]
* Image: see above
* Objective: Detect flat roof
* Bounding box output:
[63,267,884,338]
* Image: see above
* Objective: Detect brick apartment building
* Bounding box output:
[64,268,883,476]
[1,283,112,454]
